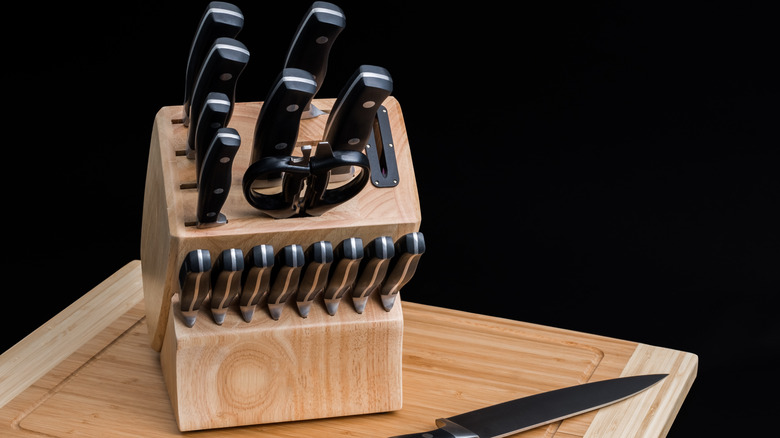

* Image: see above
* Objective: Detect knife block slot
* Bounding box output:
[141,97,420,431]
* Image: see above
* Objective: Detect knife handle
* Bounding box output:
[178,249,212,327]
[238,244,275,322]
[322,65,393,153]
[283,1,345,94]
[209,248,244,325]
[250,68,318,164]
[191,92,231,168]
[380,232,426,311]
[196,128,241,228]
[183,1,244,126]
[266,244,306,320]
[322,237,364,315]
[351,236,394,313]
[187,37,249,153]
[296,240,334,318]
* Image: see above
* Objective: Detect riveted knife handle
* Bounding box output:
[191,92,231,169]
[380,232,426,311]
[351,236,394,313]
[322,65,393,153]
[323,238,363,298]
[178,249,212,327]
[209,248,244,324]
[238,244,275,322]
[266,244,306,320]
[296,240,334,317]
[197,128,241,228]
[183,1,243,126]
[283,1,345,94]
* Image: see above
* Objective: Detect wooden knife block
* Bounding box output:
[140,97,421,431]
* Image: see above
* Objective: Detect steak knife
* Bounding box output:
[182,1,244,126]
[196,128,241,228]
[239,244,275,322]
[266,244,305,320]
[389,374,667,438]
[296,240,334,318]
[351,236,394,314]
[379,232,425,311]
[178,249,212,327]
[283,1,346,118]
[186,37,249,158]
[192,92,231,174]
[209,248,244,325]
[322,237,363,315]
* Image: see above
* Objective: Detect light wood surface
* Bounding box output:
[0,261,697,437]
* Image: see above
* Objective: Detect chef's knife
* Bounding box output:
[283,1,346,118]
[186,37,249,159]
[209,248,244,325]
[196,128,241,228]
[379,232,425,311]
[193,92,231,175]
[389,374,667,438]
[182,1,244,126]
[351,236,394,314]
[322,237,363,315]
[178,249,212,327]
[238,244,275,322]
[295,240,334,318]
[266,244,305,320]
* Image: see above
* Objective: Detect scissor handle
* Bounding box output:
[303,150,371,217]
[242,155,311,219]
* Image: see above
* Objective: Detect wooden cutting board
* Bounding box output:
[0,261,697,437]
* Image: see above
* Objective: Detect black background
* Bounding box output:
[2,1,777,436]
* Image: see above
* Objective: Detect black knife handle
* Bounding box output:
[283,1,345,94]
[183,1,244,126]
[187,37,249,152]
[267,244,306,320]
[238,244,275,322]
[296,240,334,317]
[178,249,212,327]
[209,248,244,324]
[381,232,425,296]
[190,92,231,168]
[322,65,393,152]
[352,236,394,304]
[323,237,364,300]
[251,68,318,164]
[197,128,241,228]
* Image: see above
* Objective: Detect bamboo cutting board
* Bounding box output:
[0,261,697,437]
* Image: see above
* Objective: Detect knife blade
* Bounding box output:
[178,249,212,328]
[209,248,244,325]
[182,1,244,127]
[193,92,232,179]
[322,237,363,315]
[266,244,306,320]
[295,240,334,318]
[196,128,241,228]
[186,37,249,159]
[379,232,425,311]
[351,236,394,314]
[283,1,346,118]
[389,374,668,438]
[238,244,275,322]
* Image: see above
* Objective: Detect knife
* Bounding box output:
[193,92,232,179]
[389,374,667,438]
[178,249,212,328]
[196,128,241,228]
[322,237,363,315]
[351,236,394,314]
[182,1,244,127]
[186,37,249,159]
[283,1,346,118]
[266,244,306,320]
[250,68,318,169]
[295,240,334,318]
[238,244,275,322]
[209,248,244,325]
[379,232,425,311]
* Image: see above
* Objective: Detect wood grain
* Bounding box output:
[0,262,697,437]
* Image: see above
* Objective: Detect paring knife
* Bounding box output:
[209,248,244,325]
[238,244,275,322]
[186,37,249,160]
[389,374,667,438]
[322,237,363,315]
[266,244,305,320]
[196,128,241,228]
[351,236,394,314]
[296,240,334,318]
[193,92,232,178]
[379,232,425,311]
[182,1,244,127]
[178,249,212,328]
[283,1,346,118]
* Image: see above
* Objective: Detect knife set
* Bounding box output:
[140,2,422,432]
